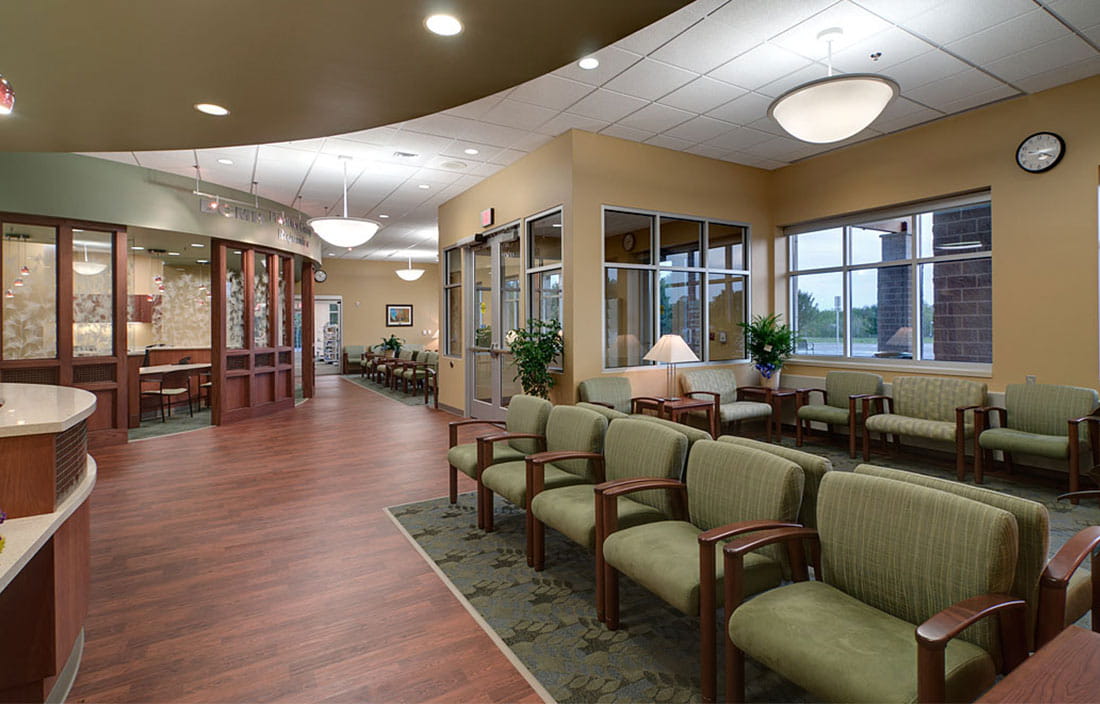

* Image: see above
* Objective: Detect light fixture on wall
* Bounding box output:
[768,28,897,144]
[0,75,14,115]
[73,242,107,276]
[395,255,425,281]
[308,156,380,248]
[643,334,699,399]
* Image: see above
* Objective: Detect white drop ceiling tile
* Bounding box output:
[553,46,644,86]
[937,83,1020,114]
[771,1,894,61]
[644,134,696,150]
[743,135,819,161]
[400,113,470,140]
[1044,0,1100,28]
[709,43,813,91]
[1013,54,1100,92]
[649,17,763,74]
[614,6,708,55]
[488,149,528,166]
[281,137,326,153]
[439,140,500,161]
[705,91,773,125]
[1085,24,1100,45]
[945,10,1069,66]
[507,132,555,152]
[133,150,196,175]
[604,59,699,101]
[904,69,1010,110]
[829,27,939,74]
[756,63,830,98]
[480,99,559,131]
[507,75,594,111]
[658,76,747,113]
[337,126,401,146]
[903,0,1037,45]
[875,95,941,121]
[568,89,650,122]
[848,0,946,24]
[617,102,695,133]
[600,124,658,142]
[319,138,387,162]
[710,0,837,44]
[723,151,789,170]
[741,117,792,139]
[533,112,611,136]
[443,94,505,120]
[359,161,419,181]
[882,49,971,92]
[700,125,777,150]
[664,115,737,143]
[985,34,1098,83]
[454,120,532,149]
[422,156,478,175]
[684,143,731,159]
[79,151,138,166]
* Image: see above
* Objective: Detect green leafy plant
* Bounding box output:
[737,313,797,379]
[376,334,404,355]
[507,319,564,399]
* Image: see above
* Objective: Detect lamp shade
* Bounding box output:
[308,217,380,248]
[643,334,699,364]
[395,268,425,281]
[769,74,898,144]
[73,261,108,276]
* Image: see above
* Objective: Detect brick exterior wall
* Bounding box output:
[930,205,992,363]
[876,229,912,355]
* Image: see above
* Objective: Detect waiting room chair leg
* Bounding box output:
[848,418,857,459]
[532,520,545,571]
[604,562,620,630]
[726,639,746,703]
[448,465,458,504]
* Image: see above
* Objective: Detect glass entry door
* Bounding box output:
[467,226,522,420]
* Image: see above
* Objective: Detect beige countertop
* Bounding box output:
[0,383,96,438]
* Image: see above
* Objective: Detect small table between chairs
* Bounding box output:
[631,396,718,439]
[976,625,1100,703]
[738,386,799,442]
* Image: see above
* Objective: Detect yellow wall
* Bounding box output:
[773,74,1100,389]
[314,258,441,354]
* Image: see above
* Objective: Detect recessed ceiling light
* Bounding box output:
[217,158,234,165]
[464,148,480,155]
[194,103,230,116]
[578,57,600,70]
[191,243,205,248]
[196,259,209,264]
[131,246,144,251]
[425,14,462,36]
[418,184,430,190]
[379,214,390,219]
[168,251,180,256]
[441,160,467,170]
[327,252,336,256]
[393,150,420,159]
[233,250,242,255]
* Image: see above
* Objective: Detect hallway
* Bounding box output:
[69,376,538,703]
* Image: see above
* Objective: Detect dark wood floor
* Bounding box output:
[68,376,539,703]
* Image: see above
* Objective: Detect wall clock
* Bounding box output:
[622,233,635,251]
[1016,131,1065,173]
[313,269,328,283]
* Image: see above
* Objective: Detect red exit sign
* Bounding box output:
[480,208,494,227]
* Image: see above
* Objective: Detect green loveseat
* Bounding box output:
[796,370,883,457]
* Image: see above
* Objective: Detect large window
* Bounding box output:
[603,208,749,369]
[527,209,562,326]
[788,194,992,365]
[443,247,462,356]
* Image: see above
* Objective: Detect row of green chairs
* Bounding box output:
[361,348,439,405]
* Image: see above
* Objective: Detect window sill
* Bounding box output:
[787,356,992,378]
[603,359,751,374]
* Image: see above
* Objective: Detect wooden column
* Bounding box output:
[302,260,315,399]
[56,224,74,388]
[210,241,227,426]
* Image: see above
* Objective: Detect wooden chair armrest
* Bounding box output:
[1068,414,1100,426]
[599,478,688,532]
[723,527,820,634]
[862,394,891,416]
[1041,525,1100,587]
[448,419,505,447]
[916,594,1028,703]
[698,520,801,545]
[737,386,770,402]
[476,431,545,446]
[1035,525,1100,648]
[597,477,685,498]
[683,391,720,404]
[796,387,827,406]
[955,405,982,430]
[526,453,605,499]
[723,526,819,560]
[1058,490,1100,501]
[527,450,603,466]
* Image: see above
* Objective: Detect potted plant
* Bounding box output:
[376,334,405,357]
[506,319,564,399]
[738,313,797,389]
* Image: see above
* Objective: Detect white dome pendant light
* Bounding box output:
[308,156,380,248]
[768,28,898,144]
[73,242,107,276]
[395,255,425,282]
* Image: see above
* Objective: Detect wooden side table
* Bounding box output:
[661,398,718,439]
[976,625,1100,702]
[738,386,799,442]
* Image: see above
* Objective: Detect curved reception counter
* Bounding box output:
[0,383,96,703]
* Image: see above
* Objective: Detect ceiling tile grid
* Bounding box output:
[79,0,1100,263]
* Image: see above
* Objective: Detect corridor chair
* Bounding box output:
[399,351,438,395]
[528,418,688,621]
[360,348,390,379]
[974,383,1100,496]
[795,370,883,457]
[479,405,607,532]
[678,368,774,440]
[723,471,1027,704]
[446,394,551,525]
[862,376,987,480]
[140,369,194,423]
[378,348,416,387]
[601,440,804,702]
[857,464,1099,651]
[577,376,662,414]
[341,345,365,375]
[423,367,439,408]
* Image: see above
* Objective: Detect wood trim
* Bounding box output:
[302,260,315,399]
[242,247,254,355]
[112,229,128,436]
[0,434,57,518]
[211,240,227,426]
[56,224,74,387]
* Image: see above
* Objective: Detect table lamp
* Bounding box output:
[643,334,699,399]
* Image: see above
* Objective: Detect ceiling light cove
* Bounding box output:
[418,184,431,190]
[217,158,233,165]
[194,103,230,116]
[463,148,479,155]
[425,14,462,36]
[578,57,599,70]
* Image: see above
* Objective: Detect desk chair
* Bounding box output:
[141,369,194,423]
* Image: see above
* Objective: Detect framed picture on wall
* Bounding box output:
[386,304,413,327]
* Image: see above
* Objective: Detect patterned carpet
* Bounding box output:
[341,374,431,406]
[128,406,212,441]
[388,436,1100,704]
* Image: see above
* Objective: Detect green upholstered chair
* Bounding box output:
[577,403,708,480]
[717,436,831,532]
[342,344,365,374]
[796,371,883,457]
[862,376,987,481]
[399,350,438,395]
[678,368,774,440]
[723,471,1027,704]
[855,464,1097,651]
[975,383,1100,492]
[384,349,419,389]
[601,440,804,702]
[577,402,629,421]
[529,418,688,620]
[479,405,607,532]
[577,377,661,414]
[446,394,552,529]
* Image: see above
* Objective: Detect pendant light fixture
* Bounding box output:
[395,255,425,281]
[308,156,380,248]
[73,242,107,276]
[768,28,897,144]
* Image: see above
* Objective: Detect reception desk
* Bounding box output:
[0,383,96,703]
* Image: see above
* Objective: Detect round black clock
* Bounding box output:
[1016,132,1065,173]
[313,269,328,283]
